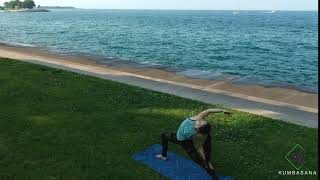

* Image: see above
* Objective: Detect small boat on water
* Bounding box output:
[232,11,240,15]
[264,10,276,14]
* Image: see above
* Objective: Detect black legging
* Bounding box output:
[161,133,219,180]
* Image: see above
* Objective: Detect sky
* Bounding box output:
[0,0,318,11]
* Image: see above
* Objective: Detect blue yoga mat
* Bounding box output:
[132,144,234,180]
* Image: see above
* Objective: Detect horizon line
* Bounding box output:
[49,7,318,11]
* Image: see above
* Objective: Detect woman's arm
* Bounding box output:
[195,134,216,169]
[194,134,206,159]
[196,109,231,120]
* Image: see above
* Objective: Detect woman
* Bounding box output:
[156,109,233,180]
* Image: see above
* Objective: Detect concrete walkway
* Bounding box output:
[0,52,318,128]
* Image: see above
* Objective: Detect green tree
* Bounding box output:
[3,2,9,9]
[3,0,22,9]
[22,0,35,9]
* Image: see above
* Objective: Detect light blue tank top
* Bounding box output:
[176,118,197,141]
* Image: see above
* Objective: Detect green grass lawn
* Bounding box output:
[0,58,318,180]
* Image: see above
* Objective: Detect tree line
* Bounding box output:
[1,0,37,10]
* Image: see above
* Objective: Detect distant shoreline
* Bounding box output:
[0,6,76,12]
[3,8,50,12]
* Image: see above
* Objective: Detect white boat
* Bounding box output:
[264,10,276,14]
[233,11,240,15]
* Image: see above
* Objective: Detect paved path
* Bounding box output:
[0,53,318,128]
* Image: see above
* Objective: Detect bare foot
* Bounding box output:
[156,154,167,160]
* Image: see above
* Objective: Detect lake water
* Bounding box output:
[0,9,318,92]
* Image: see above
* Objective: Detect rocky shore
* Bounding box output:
[3,8,50,12]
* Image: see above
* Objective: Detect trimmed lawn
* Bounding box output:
[0,58,318,180]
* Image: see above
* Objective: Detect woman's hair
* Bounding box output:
[198,123,211,135]
[197,123,212,165]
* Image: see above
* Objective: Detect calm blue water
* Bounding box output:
[0,9,318,92]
